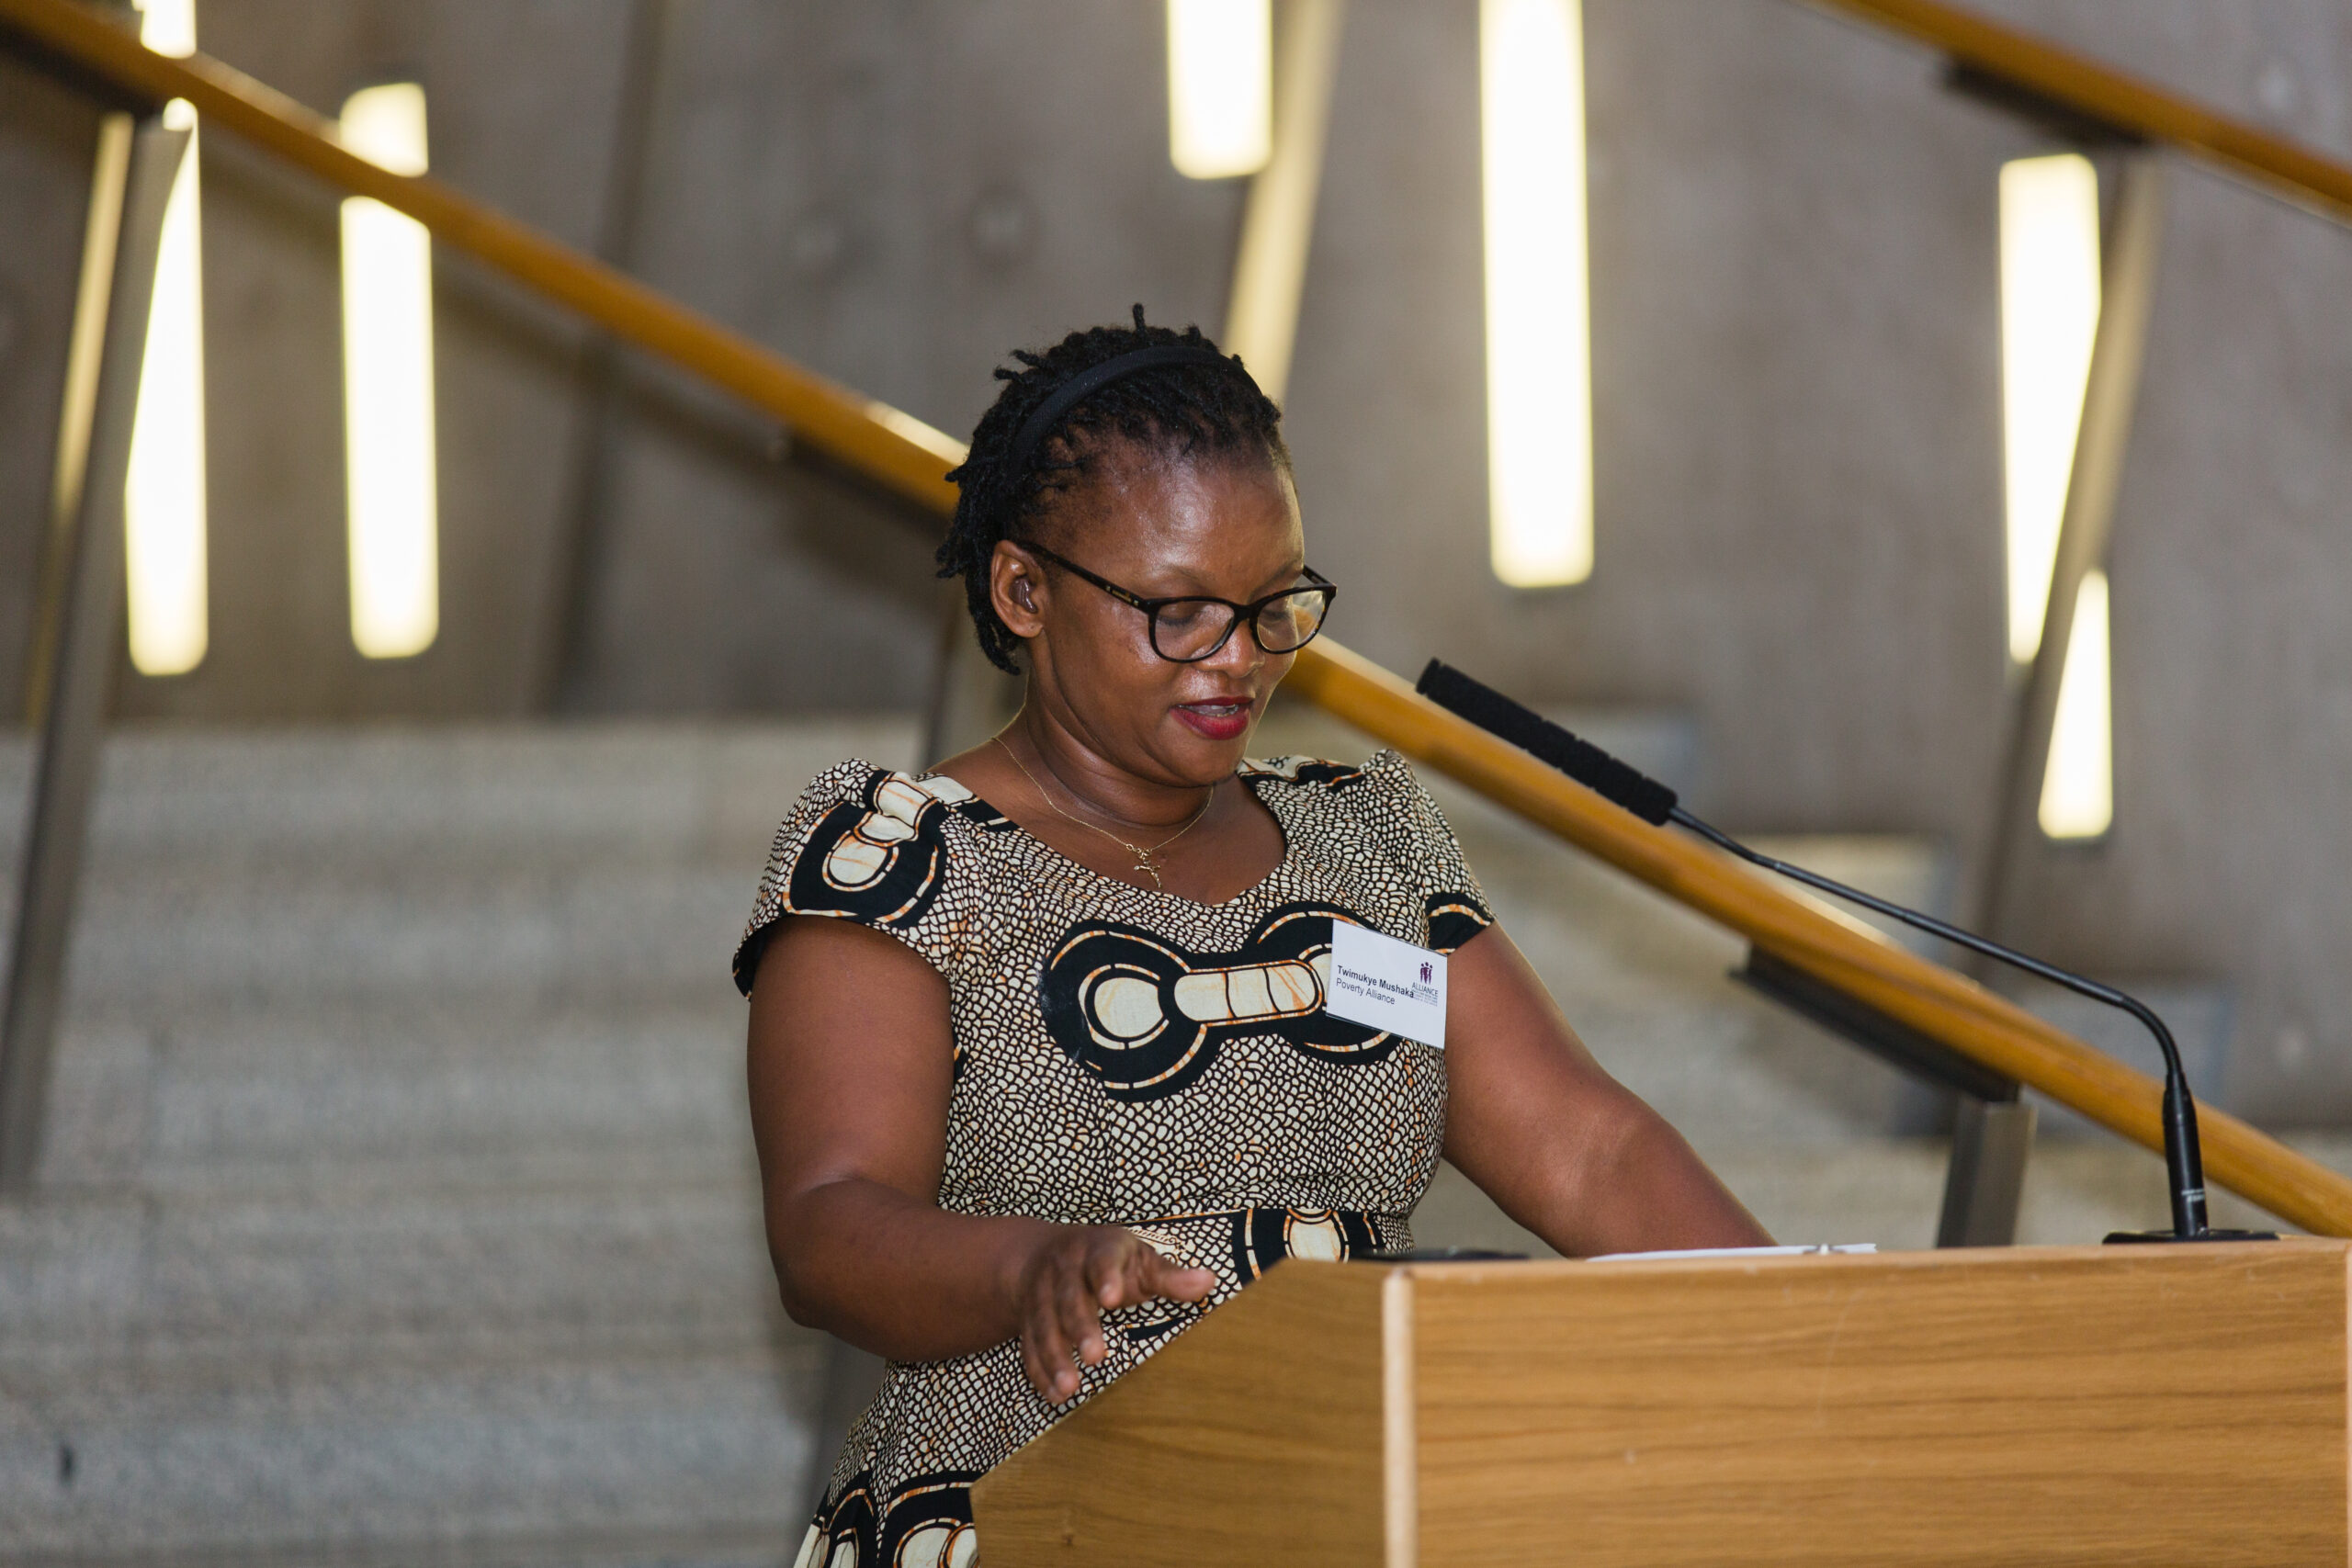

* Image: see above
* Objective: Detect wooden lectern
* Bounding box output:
[974,1240,2349,1565]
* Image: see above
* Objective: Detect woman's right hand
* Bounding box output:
[1010,1225,1215,1404]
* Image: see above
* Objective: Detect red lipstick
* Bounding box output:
[1172,696,1254,741]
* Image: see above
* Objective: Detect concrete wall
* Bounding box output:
[567,0,1241,711]
[66,0,1242,719]
[1286,0,2022,840]
[1955,0,2352,1120]
[119,0,639,718]
[3,1,2351,1117]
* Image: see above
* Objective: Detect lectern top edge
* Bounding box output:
[1357,1234,2343,1279]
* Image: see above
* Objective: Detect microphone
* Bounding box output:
[1416,658,2273,1245]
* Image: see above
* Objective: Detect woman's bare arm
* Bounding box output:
[1441,924,1771,1256]
[746,916,1210,1400]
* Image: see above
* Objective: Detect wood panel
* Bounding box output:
[974,1263,1396,1567]
[1408,1244,2349,1567]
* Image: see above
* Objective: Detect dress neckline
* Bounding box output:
[922,764,1297,914]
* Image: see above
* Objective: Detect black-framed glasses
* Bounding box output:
[1020,542,1338,664]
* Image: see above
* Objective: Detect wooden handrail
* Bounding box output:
[0,0,966,515]
[1285,644,2352,1236]
[1805,0,2352,227]
[6,0,2348,1237]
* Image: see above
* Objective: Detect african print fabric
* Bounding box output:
[734,750,1493,1568]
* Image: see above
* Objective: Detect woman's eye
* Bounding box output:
[1158,602,1213,628]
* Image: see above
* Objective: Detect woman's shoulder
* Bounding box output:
[1244,748,1452,853]
[732,758,1012,995]
[1241,747,1424,810]
[783,757,1016,835]
[1250,750,1491,948]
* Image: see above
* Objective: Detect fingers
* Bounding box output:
[1019,1239,1107,1404]
[1093,1235,1214,1311]
[1059,1244,1111,1371]
[1018,1319,1054,1402]
[1141,1252,1216,1303]
[1019,1280,1072,1405]
[1021,1293,1082,1404]
[1017,1229,1221,1405]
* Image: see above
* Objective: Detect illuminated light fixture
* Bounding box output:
[2039,569,2113,839]
[1167,0,1272,179]
[1480,0,1593,588]
[339,82,439,660]
[124,0,208,676]
[1999,152,2101,662]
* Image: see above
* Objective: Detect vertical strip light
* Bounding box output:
[1481,0,1593,588]
[2039,570,2113,837]
[1999,152,2101,662]
[1167,0,1272,179]
[2000,152,2111,839]
[340,84,439,659]
[125,0,208,675]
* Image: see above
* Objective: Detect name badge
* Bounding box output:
[1324,920,1448,1049]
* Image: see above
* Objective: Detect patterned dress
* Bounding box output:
[733,750,1493,1568]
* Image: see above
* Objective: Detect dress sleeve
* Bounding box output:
[731,760,987,996]
[1340,750,1497,954]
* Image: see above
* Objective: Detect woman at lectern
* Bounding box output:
[738,310,1768,1568]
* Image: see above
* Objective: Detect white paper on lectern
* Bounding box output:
[1585,1243,1880,1262]
[1323,920,1447,1048]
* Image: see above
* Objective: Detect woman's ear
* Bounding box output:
[991,540,1047,639]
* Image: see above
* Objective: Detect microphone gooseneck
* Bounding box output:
[1413,660,1680,826]
[1415,658,2267,1244]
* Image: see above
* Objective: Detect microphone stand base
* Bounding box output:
[2103,1228,2279,1244]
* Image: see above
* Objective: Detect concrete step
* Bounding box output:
[1,1156,777,1354]
[0,720,917,1012]
[40,1003,752,1191]
[57,857,748,1010]
[0,1333,819,1562]
[0,717,918,864]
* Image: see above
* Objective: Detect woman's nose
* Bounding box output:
[1205,616,1263,675]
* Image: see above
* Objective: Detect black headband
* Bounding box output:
[1001,344,1245,481]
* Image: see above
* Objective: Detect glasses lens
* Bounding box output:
[1151,599,1241,661]
[1253,588,1333,653]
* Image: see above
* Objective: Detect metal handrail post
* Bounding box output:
[0,116,187,1193]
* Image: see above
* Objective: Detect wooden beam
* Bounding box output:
[1804,0,2352,227]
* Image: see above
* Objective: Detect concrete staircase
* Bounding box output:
[0,722,925,1565]
[0,713,2335,1562]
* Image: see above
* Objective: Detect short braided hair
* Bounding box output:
[940,306,1290,673]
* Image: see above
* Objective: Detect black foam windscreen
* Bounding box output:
[1415,660,1679,827]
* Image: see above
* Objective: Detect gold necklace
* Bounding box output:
[993,735,1218,890]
